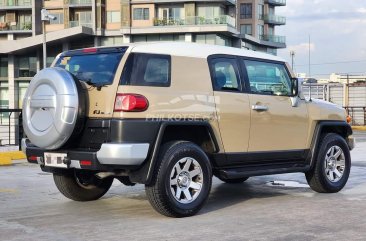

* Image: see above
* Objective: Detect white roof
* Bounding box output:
[129,42,286,62]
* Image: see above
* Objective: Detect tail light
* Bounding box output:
[114,94,149,112]
[82,47,97,53]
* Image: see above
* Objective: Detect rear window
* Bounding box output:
[121,53,171,87]
[55,52,123,86]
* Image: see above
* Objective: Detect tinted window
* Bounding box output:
[55,53,123,86]
[121,53,171,87]
[210,58,241,92]
[244,60,291,96]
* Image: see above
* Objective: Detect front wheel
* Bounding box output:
[305,133,351,193]
[53,170,114,201]
[145,141,212,217]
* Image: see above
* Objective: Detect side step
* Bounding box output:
[218,163,310,179]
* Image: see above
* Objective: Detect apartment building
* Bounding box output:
[237,0,286,55]
[0,0,286,115]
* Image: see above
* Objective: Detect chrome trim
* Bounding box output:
[96,143,149,165]
[347,136,355,150]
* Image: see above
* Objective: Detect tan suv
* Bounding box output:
[22,42,355,217]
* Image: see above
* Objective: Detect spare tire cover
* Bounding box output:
[23,67,80,150]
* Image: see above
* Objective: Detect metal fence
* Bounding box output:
[302,83,366,125]
[0,109,23,146]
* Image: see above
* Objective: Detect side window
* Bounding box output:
[243,60,292,96]
[210,58,241,92]
[121,53,171,87]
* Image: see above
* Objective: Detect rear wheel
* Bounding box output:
[305,133,351,193]
[145,141,212,217]
[53,170,113,201]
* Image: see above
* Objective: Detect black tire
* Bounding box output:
[305,133,351,193]
[53,170,114,201]
[218,177,249,184]
[145,141,212,217]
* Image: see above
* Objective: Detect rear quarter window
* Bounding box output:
[121,53,171,87]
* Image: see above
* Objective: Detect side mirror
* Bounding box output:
[291,78,299,97]
[290,78,300,107]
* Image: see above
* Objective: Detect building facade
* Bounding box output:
[0,0,286,115]
[237,0,286,55]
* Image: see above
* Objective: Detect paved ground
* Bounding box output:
[1,132,366,241]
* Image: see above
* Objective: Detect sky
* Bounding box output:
[276,0,366,79]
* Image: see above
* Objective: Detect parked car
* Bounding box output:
[22,42,354,217]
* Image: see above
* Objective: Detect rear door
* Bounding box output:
[209,56,251,156]
[240,58,309,152]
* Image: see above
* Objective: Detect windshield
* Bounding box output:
[55,52,123,86]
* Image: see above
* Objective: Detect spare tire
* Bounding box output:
[23,67,86,150]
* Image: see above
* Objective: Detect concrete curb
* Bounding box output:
[352,126,366,131]
[0,151,26,166]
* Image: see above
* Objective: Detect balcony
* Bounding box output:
[259,34,286,44]
[131,0,236,5]
[0,0,32,9]
[265,0,286,6]
[69,21,92,28]
[262,14,286,25]
[68,0,92,7]
[0,22,32,33]
[153,15,236,28]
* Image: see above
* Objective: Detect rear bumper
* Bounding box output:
[22,138,149,170]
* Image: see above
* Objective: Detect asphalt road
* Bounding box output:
[1,132,366,241]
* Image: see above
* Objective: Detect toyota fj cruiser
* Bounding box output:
[22,42,355,217]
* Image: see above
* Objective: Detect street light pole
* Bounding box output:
[42,20,47,69]
[41,9,57,69]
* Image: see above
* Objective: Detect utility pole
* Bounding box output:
[41,9,57,69]
[290,50,295,70]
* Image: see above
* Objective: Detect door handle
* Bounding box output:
[252,105,268,111]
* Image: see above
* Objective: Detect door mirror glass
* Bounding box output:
[291,78,299,97]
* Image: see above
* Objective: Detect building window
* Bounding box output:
[18,13,32,30]
[195,34,232,47]
[258,4,264,19]
[267,48,277,55]
[158,7,183,20]
[240,24,252,35]
[240,3,252,19]
[101,36,123,46]
[49,13,64,24]
[131,34,185,43]
[133,8,149,20]
[17,81,29,108]
[268,26,274,36]
[258,24,264,37]
[197,6,223,19]
[107,11,120,23]
[0,82,9,123]
[17,56,37,78]
[0,57,8,77]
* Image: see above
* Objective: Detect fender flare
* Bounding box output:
[129,121,219,185]
[307,121,352,170]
